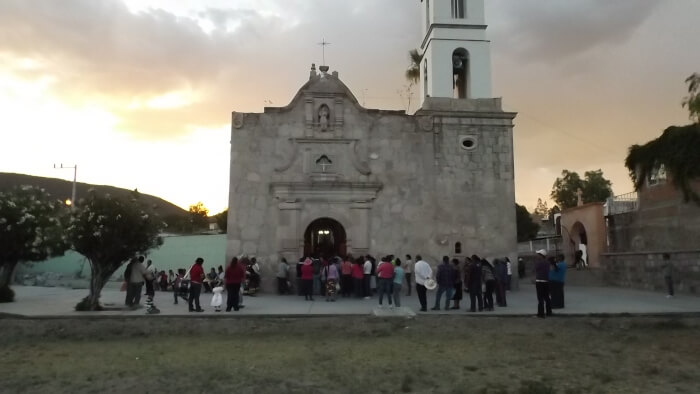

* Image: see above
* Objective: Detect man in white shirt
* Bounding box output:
[505,257,512,291]
[413,255,433,312]
[363,257,373,299]
[404,255,414,296]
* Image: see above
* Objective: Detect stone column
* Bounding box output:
[277,200,301,259]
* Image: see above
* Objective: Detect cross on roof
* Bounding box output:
[318,38,331,66]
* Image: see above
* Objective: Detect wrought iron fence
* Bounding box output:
[605,191,638,216]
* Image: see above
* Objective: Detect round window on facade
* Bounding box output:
[459,136,477,151]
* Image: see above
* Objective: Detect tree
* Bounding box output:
[405,49,422,84]
[582,170,614,205]
[682,72,700,124]
[533,198,549,219]
[188,201,209,231]
[68,190,164,311]
[214,209,228,233]
[550,169,613,209]
[0,186,69,302]
[625,75,700,204]
[515,203,540,242]
[401,49,423,113]
[625,124,700,203]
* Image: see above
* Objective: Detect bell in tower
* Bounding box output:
[419,0,493,106]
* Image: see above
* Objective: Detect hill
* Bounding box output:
[0,172,188,219]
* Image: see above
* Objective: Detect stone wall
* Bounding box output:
[608,181,700,252]
[602,251,700,294]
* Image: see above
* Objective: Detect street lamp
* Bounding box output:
[54,163,77,210]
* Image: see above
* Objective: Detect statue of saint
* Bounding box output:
[319,105,329,131]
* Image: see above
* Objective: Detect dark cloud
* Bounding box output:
[491,0,660,63]
[0,0,420,138]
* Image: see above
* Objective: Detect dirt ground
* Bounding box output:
[1,315,699,394]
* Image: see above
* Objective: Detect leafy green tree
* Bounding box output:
[188,201,209,231]
[550,169,613,209]
[515,203,540,242]
[582,170,614,205]
[682,72,700,124]
[626,124,700,203]
[0,186,69,302]
[214,209,228,233]
[550,170,583,209]
[68,190,164,311]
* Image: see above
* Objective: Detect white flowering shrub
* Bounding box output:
[67,189,165,311]
[0,185,70,302]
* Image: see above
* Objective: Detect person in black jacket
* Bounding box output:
[467,255,483,312]
[494,259,508,307]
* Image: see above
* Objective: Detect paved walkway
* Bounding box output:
[1,285,698,318]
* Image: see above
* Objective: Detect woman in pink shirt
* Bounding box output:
[300,258,314,301]
[376,256,395,307]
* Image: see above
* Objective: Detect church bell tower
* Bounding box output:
[419,0,493,106]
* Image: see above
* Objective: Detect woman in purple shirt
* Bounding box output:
[324,261,339,302]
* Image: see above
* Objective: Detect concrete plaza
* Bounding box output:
[0,284,698,318]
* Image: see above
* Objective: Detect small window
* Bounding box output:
[452,0,465,19]
[315,155,333,172]
[459,135,477,151]
[647,163,667,187]
[455,242,462,254]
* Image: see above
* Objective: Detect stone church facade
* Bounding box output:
[226,0,518,288]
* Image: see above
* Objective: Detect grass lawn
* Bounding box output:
[1,316,699,393]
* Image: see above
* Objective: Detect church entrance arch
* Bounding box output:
[303,218,347,259]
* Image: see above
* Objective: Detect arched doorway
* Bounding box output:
[571,221,588,266]
[304,218,347,259]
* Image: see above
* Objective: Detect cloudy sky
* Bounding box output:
[1,0,698,214]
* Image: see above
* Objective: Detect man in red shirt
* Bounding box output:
[188,257,205,312]
[225,257,246,311]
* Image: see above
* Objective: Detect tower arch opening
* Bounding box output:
[452,48,470,99]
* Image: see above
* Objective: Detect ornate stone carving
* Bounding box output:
[350,141,371,175]
[418,115,434,132]
[273,139,300,173]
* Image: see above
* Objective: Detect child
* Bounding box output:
[173,268,189,305]
[211,286,224,312]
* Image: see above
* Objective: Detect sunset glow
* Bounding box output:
[1,0,699,214]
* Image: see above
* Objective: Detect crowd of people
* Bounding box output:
[122,255,264,314]
[123,250,570,317]
[273,253,518,313]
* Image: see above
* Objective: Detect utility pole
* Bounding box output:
[54,163,77,210]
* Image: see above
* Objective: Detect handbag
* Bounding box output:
[119,281,127,292]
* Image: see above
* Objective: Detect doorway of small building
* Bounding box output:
[304,218,347,259]
[571,221,588,268]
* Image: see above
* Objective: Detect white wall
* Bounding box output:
[419,0,492,104]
